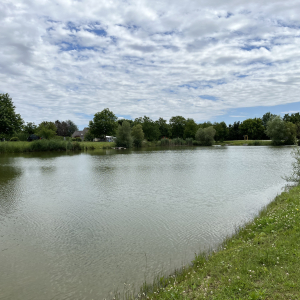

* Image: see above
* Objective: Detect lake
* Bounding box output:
[0,146,294,299]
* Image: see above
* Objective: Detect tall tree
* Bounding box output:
[213,121,228,142]
[169,116,186,138]
[262,112,276,128]
[115,121,133,148]
[155,117,171,138]
[195,126,216,146]
[134,116,160,141]
[23,122,37,135]
[65,120,79,136]
[55,120,69,136]
[0,93,24,137]
[239,118,265,140]
[35,121,57,139]
[131,124,144,147]
[184,118,198,139]
[89,108,118,138]
[227,121,243,140]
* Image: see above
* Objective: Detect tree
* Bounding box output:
[115,121,133,148]
[89,108,117,138]
[227,121,243,140]
[262,112,276,128]
[239,118,265,140]
[65,120,78,137]
[283,113,300,138]
[23,122,37,135]
[169,116,186,138]
[131,124,144,147]
[265,116,296,145]
[198,121,213,129]
[55,120,69,136]
[0,93,24,138]
[84,130,94,141]
[213,121,228,142]
[195,126,216,146]
[35,121,57,139]
[134,116,160,141]
[155,117,171,138]
[184,118,198,139]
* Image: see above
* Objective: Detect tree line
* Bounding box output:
[1,93,299,145]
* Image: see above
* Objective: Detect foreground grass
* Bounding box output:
[125,185,300,300]
[0,140,115,153]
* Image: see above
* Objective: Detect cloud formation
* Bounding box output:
[1,0,300,127]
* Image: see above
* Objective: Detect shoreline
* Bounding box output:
[119,184,300,299]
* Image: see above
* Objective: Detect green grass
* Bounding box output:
[217,140,273,146]
[120,185,300,300]
[0,140,115,153]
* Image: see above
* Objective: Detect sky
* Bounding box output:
[1,0,300,129]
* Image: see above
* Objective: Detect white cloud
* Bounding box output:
[1,0,300,127]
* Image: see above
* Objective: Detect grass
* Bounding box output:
[0,140,115,153]
[118,185,300,300]
[217,140,273,146]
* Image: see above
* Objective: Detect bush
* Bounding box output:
[195,126,216,146]
[10,137,19,141]
[173,137,185,145]
[186,138,193,146]
[161,138,170,146]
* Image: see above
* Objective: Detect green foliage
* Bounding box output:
[184,118,198,139]
[213,121,228,142]
[115,121,133,148]
[134,116,160,141]
[198,121,213,129]
[169,116,186,138]
[227,121,243,140]
[195,126,216,146]
[65,120,79,136]
[15,131,29,141]
[156,117,171,138]
[284,147,300,183]
[84,130,94,141]
[89,108,118,138]
[131,124,144,147]
[266,116,296,145]
[186,137,193,146]
[0,93,24,138]
[240,118,265,140]
[75,137,82,142]
[262,112,276,128]
[23,122,37,135]
[35,121,57,139]
[10,137,19,141]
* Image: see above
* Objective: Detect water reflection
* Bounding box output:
[0,147,294,299]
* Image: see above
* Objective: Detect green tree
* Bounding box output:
[213,121,228,142]
[115,121,133,148]
[184,118,198,139]
[84,130,94,141]
[283,113,300,138]
[155,117,171,138]
[239,118,265,140]
[23,122,37,135]
[195,126,216,146]
[285,122,297,145]
[131,124,144,147]
[198,121,213,129]
[134,116,160,141]
[227,121,243,140]
[66,120,79,137]
[35,121,57,139]
[89,108,118,138]
[169,116,186,138]
[262,112,276,128]
[0,93,24,138]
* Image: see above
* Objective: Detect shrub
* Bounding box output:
[10,137,19,141]
[195,126,216,146]
[173,137,185,145]
[161,138,170,146]
[186,138,193,146]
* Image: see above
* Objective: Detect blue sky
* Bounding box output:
[1,0,300,130]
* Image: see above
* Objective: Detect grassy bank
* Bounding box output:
[0,140,115,153]
[122,185,300,300]
[217,140,273,146]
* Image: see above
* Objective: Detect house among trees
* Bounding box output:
[72,127,89,140]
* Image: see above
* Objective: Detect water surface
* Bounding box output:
[0,147,294,299]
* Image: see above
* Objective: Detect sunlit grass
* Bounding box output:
[117,185,300,300]
[0,140,115,153]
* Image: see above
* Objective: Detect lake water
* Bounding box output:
[0,146,294,299]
